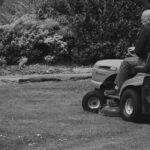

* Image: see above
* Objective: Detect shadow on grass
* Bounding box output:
[136,115,150,124]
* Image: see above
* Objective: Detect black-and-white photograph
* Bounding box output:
[0,0,150,149]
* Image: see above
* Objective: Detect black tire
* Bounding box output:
[120,88,141,122]
[82,90,106,113]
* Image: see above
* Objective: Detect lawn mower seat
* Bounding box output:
[134,54,150,74]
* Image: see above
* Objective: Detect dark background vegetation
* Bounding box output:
[0,0,149,65]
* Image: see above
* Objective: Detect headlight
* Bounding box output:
[110,66,117,71]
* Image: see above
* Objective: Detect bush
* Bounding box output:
[0,14,68,65]
[0,0,147,65]
[69,0,145,64]
[34,0,145,64]
[0,0,34,25]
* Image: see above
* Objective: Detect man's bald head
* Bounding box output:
[141,10,150,26]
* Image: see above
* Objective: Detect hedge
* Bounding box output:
[0,0,147,65]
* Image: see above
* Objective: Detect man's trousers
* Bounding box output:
[114,57,145,89]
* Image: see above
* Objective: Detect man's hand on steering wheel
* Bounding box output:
[126,47,136,57]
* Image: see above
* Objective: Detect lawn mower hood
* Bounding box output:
[94,59,123,72]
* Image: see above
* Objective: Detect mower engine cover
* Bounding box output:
[91,59,123,89]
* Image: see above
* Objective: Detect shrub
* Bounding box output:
[0,14,68,65]
[44,55,54,64]
[0,0,147,65]
[34,0,145,64]
[0,56,6,67]
[0,0,34,25]
[44,34,68,62]
[69,0,145,64]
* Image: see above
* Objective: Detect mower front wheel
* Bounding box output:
[82,90,106,113]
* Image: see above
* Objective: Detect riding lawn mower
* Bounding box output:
[82,47,150,122]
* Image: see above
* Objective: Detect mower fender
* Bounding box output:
[91,74,117,89]
[119,75,145,97]
[91,80,103,89]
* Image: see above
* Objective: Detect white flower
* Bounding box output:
[44,37,54,44]
[36,134,41,137]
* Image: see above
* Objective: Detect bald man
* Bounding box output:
[135,10,150,59]
[105,10,150,96]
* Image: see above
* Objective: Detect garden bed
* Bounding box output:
[0,64,92,76]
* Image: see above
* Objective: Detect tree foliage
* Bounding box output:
[34,0,145,64]
[0,15,68,64]
[0,0,146,65]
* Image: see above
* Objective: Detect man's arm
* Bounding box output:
[135,26,150,58]
[134,53,150,73]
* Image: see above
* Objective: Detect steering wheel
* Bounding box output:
[127,47,136,57]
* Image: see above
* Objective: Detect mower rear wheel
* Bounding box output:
[121,88,141,122]
[82,90,106,113]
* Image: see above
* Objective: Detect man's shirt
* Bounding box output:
[135,24,150,60]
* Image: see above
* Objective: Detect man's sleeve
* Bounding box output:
[135,26,150,58]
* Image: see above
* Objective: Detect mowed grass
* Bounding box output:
[0,80,150,150]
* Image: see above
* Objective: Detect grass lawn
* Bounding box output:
[0,80,150,150]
